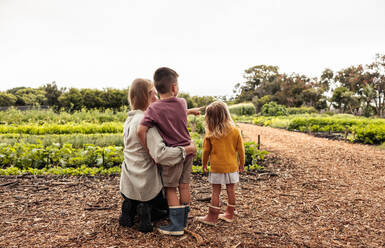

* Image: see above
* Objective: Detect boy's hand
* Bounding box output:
[187,107,204,116]
[238,164,244,173]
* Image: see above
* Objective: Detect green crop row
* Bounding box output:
[0,165,122,176]
[0,140,267,172]
[0,107,128,125]
[0,122,123,134]
[251,115,385,144]
[352,124,385,144]
[0,133,124,147]
[0,143,123,169]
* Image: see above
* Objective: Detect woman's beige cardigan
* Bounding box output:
[120,110,186,201]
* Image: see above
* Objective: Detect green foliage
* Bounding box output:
[14,88,47,106]
[179,92,216,108]
[0,143,123,169]
[0,107,128,125]
[252,95,272,112]
[228,102,256,116]
[252,114,385,144]
[287,106,317,115]
[0,133,124,147]
[188,116,205,135]
[0,165,121,176]
[0,122,123,135]
[0,93,17,106]
[261,102,288,116]
[352,124,385,144]
[244,141,269,170]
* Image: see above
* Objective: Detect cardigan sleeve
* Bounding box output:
[236,128,245,166]
[202,135,212,167]
[147,127,185,166]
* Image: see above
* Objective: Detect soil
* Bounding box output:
[1,123,384,248]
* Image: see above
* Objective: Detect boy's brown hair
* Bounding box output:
[153,67,179,94]
[205,101,234,139]
[129,78,153,110]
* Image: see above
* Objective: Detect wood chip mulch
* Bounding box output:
[1,124,384,247]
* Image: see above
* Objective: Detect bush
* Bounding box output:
[260,102,288,116]
[228,102,256,116]
[353,124,385,144]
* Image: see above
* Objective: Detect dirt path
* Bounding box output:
[238,123,385,247]
[1,125,384,247]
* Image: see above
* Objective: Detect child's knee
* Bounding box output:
[226,183,235,189]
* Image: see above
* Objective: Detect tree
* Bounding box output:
[233,65,281,102]
[99,88,128,109]
[0,93,17,106]
[331,87,360,114]
[366,54,385,117]
[80,89,103,109]
[319,68,333,92]
[41,82,64,107]
[178,93,194,108]
[14,88,47,106]
[58,88,84,111]
[252,95,272,113]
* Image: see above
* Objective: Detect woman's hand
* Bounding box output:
[238,164,244,173]
[184,141,197,156]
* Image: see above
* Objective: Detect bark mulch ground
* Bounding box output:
[1,124,384,247]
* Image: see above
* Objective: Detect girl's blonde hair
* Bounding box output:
[128,78,153,110]
[205,100,234,138]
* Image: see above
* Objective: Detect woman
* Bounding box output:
[119,78,196,233]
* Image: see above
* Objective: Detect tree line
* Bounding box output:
[233,54,385,117]
[1,54,384,116]
[0,83,218,111]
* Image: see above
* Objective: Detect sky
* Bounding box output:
[0,0,384,96]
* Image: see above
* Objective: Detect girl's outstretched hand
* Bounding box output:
[203,165,208,175]
[238,164,244,173]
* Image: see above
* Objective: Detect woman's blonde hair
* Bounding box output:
[128,78,153,110]
[205,100,234,138]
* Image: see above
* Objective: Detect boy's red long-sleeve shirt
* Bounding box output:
[202,126,245,173]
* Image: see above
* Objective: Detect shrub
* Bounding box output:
[353,124,385,144]
[228,102,256,116]
[260,102,288,116]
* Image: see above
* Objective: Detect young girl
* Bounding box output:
[197,101,245,225]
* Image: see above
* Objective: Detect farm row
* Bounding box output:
[235,114,385,145]
[0,109,266,175]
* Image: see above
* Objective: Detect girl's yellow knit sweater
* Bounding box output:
[202,126,245,173]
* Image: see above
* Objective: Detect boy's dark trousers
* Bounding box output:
[119,190,168,233]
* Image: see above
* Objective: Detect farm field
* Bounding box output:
[0,109,268,175]
[235,114,385,145]
[1,123,384,247]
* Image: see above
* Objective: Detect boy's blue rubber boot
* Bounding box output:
[158,206,185,235]
[184,205,190,228]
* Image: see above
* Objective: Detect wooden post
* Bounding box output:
[328,127,331,135]
[344,127,348,141]
[102,150,105,167]
[257,134,261,150]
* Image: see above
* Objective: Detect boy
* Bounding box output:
[137,67,200,236]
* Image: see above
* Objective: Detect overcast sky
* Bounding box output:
[0,0,384,96]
